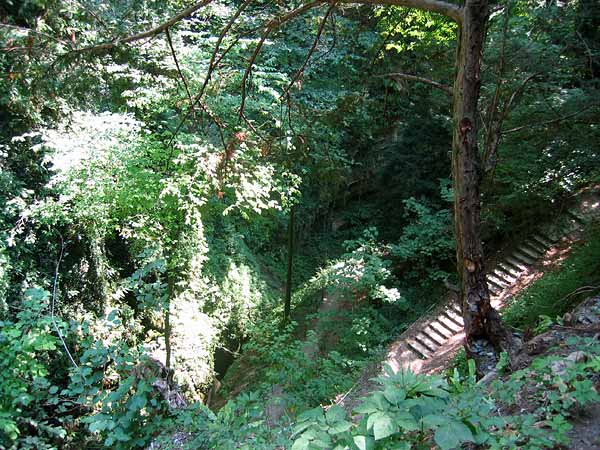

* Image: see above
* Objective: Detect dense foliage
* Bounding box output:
[0,0,598,448]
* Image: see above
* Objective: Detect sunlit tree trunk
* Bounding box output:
[283,206,295,323]
[165,272,174,377]
[451,0,513,364]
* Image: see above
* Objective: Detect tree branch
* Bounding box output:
[167,0,254,147]
[165,28,192,103]
[0,23,73,48]
[339,0,463,24]
[165,28,227,150]
[281,2,336,98]
[501,107,593,135]
[67,0,214,56]
[482,73,537,170]
[238,1,326,118]
[377,72,453,96]
[239,28,273,118]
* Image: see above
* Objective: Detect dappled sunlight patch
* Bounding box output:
[41,111,143,184]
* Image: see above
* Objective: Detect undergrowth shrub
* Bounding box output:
[292,335,600,450]
[390,191,455,287]
[0,288,67,449]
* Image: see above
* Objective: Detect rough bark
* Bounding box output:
[451,0,513,366]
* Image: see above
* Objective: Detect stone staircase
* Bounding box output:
[338,189,599,413]
[402,198,598,362]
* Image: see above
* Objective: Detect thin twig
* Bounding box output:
[376,72,453,96]
[239,28,273,118]
[561,284,600,302]
[167,0,253,147]
[0,23,73,48]
[238,1,326,118]
[66,0,214,56]
[50,235,79,369]
[165,28,192,102]
[502,106,593,135]
[165,27,227,150]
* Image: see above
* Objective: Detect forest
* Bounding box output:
[1,0,599,448]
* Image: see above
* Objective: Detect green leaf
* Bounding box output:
[393,411,418,431]
[389,443,411,450]
[383,386,405,404]
[291,435,311,449]
[354,399,379,414]
[422,414,448,428]
[353,435,375,450]
[292,421,313,437]
[326,405,346,423]
[329,419,353,434]
[434,420,474,450]
[298,406,325,422]
[367,412,396,441]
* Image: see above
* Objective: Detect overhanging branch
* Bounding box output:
[377,72,453,96]
[501,107,593,135]
[339,0,463,24]
[281,2,336,98]
[238,1,326,118]
[66,0,214,56]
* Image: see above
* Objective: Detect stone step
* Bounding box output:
[486,278,505,293]
[539,231,559,244]
[529,235,551,250]
[423,326,446,345]
[428,321,454,339]
[414,333,439,353]
[489,271,513,285]
[517,244,542,260]
[492,267,517,283]
[511,251,536,265]
[407,340,431,359]
[485,273,508,289]
[496,263,521,279]
[444,309,464,326]
[522,239,547,255]
[434,315,462,333]
[532,234,554,248]
[502,258,527,272]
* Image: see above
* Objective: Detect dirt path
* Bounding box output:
[302,289,344,360]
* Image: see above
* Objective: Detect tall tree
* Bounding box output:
[338,0,514,366]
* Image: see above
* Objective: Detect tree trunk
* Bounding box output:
[283,206,295,324]
[165,273,173,377]
[452,0,513,366]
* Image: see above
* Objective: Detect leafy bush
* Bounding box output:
[0,288,67,448]
[294,228,403,308]
[64,308,168,449]
[391,194,455,286]
[292,334,600,450]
